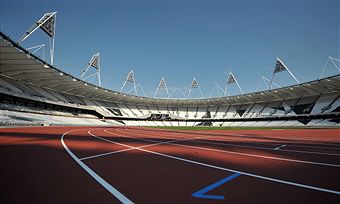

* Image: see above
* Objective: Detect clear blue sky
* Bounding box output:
[1,0,339,98]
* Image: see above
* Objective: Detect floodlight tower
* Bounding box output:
[320,56,340,79]
[81,53,101,86]
[18,12,57,65]
[154,77,169,98]
[187,78,204,98]
[269,58,299,90]
[224,72,243,95]
[121,70,137,95]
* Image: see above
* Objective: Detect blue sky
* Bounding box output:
[1,0,339,98]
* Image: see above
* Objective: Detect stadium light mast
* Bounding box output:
[121,70,137,95]
[269,58,299,90]
[127,83,148,97]
[154,77,169,98]
[320,56,340,79]
[187,78,204,98]
[18,12,57,65]
[224,72,243,95]
[169,88,187,98]
[26,44,45,60]
[80,53,101,86]
[262,76,281,90]
[216,84,225,96]
[208,83,224,97]
[137,84,148,97]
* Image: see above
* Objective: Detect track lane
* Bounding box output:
[61,128,134,204]
[103,128,340,192]
[2,126,339,204]
[118,127,340,166]
[135,127,340,150]
[62,128,134,159]
[1,126,121,204]
[85,127,338,202]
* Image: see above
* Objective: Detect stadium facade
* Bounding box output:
[1,29,339,127]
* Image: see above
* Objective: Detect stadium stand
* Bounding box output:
[0,32,339,127]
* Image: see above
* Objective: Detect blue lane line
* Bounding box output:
[192,172,241,200]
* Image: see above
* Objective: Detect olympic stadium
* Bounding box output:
[1,9,340,204]
[1,29,339,127]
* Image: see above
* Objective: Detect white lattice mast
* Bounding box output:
[138,84,148,97]
[215,84,225,96]
[208,84,224,97]
[127,83,148,97]
[224,72,243,95]
[187,78,204,98]
[320,56,340,79]
[26,44,45,60]
[154,77,169,98]
[120,70,137,95]
[255,76,281,91]
[169,88,187,98]
[18,12,57,65]
[80,53,101,86]
[269,58,299,90]
[262,76,281,89]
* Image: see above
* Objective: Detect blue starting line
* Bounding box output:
[191,172,241,200]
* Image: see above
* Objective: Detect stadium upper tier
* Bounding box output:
[1,31,340,108]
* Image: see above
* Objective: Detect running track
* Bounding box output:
[1,126,340,203]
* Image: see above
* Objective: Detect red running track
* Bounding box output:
[1,126,340,203]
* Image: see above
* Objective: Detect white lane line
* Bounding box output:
[133,137,204,149]
[108,129,204,148]
[93,129,340,195]
[190,140,340,156]
[274,145,287,151]
[79,129,203,162]
[80,148,135,161]
[166,141,340,168]
[115,128,208,143]
[140,149,340,195]
[193,131,340,147]
[275,148,340,157]
[140,128,340,148]
[281,143,340,151]
[119,129,340,168]
[61,129,134,204]
[197,140,340,156]
[88,130,132,148]
[126,128,340,156]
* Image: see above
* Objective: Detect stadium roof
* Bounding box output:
[1,32,340,107]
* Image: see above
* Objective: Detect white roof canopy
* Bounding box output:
[1,32,340,107]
